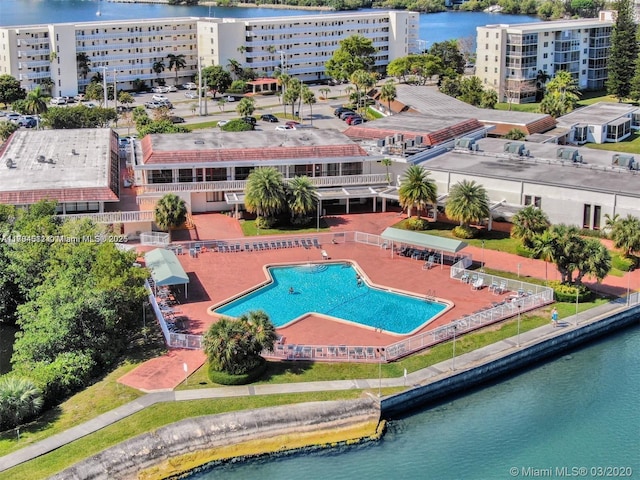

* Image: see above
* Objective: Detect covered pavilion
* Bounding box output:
[380,227,470,267]
[145,248,190,297]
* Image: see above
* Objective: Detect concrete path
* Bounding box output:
[0,298,630,473]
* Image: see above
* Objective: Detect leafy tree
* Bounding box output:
[0,74,26,106]
[575,238,611,285]
[286,176,317,224]
[379,80,397,114]
[350,69,376,114]
[245,167,287,223]
[387,56,412,83]
[428,40,465,75]
[325,35,376,81]
[0,376,43,429]
[630,53,640,103]
[203,311,277,376]
[439,76,461,98]
[0,122,19,141]
[301,86,316,125]
[85,82,104,105]
[480,88,498,109]
[445,180,490,229]
[229,79,247,94]
[167,53,187,85]
[511,205,550,248]
[76,52,91,80]
[546,224,585,284]
[153,193,187,240]
[607,0,638,101]
[42,105,116,129]
[457,76,484,106]
[202,65,232,97]
[611,214,640,257]
[118,91,134,109]
[398,165,437,219]
[236,97,256,117]
[505,128,526,140]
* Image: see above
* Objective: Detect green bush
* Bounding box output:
[255,216,275,230]
[220,119,253,132]
[515,243,536,258]
[452,225,476,239]
[548,281,593,302]
[208,357,267,385]
[579,228,606,238]
[405,217,429,231]
[612,254,636,272]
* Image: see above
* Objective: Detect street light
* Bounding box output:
[481,240,485,271]
[451,323,457,371]
[198,56,203,116]
[376,347,385,397]
[575,288,579,326]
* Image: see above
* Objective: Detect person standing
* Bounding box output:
[551,307,559,327]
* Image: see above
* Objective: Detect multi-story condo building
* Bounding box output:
[0,11,419,96]
[475,13,614,104]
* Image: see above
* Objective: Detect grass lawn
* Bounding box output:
[240,218,331,236]
[585,130,640,155]
[494,91,624,114]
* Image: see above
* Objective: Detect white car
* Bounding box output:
[184,91,197,99]
[184,82,197,90]
[275,125,295,131]
[217,120,229,127]
[50,96,67,105]
[152,86,170,94]
[167,85,177,92]
[152,94,169,102]
[223,95,236,102]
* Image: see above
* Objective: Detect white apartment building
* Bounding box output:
[476,14,614,104]
[0,11,419,97]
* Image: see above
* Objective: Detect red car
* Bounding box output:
[345,115,363,125]
[285,121,300,128]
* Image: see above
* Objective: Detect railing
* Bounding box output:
[59,210,154,223]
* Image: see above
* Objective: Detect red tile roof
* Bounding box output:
[0,187,118,205]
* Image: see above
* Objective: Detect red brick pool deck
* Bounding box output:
[118,212,639,392]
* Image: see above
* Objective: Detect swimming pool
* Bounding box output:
[213,262,448,335]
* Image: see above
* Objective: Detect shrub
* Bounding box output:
[612,254,636,272]
[208,357,267,385]
[0,376,43,430]
[547,281,593,302]
[255,216,274,230]
[452,225,476,239]
[405,217,429,231]
[579,228,606,238]
[220,118,253,132]
[516,243,536,258]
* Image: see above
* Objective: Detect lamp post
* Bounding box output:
[627,271,631,306]
[451,324,457,371]
[376,347,385,397]
[317,199,321,231]
[481,240,485,271]
[198,56,203,116]
[101,66,108,108]
[516,302,522,347]
[575,288,579,326]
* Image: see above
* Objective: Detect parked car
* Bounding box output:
[184,82,197,90]
[275,125,295,131]
[260,114,278,123]
[74,93,85,102]
[169,116,185,124]
[334,107,353,117]
[152,86,170,94]
[167,85,177,92]
[184,91,197,99]
[285,121,300,128]
[242,116,257,126]
[217,120,229,127]
[6,112,21,123]
[145,101,172,109]
[340,111,358,121]
[18,116,37,128]
[345,115,363,125]
[152,94,169,102]
[223,95,236,102]
[50,96,67,105]
[349,117,365,125]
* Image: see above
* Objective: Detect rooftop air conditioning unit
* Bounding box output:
[504,142,529,156]
[455,137,476,150]
[556,147,582,163]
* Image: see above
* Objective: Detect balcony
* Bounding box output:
[59,210,154,224]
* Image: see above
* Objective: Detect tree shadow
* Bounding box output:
[259,360,314,381]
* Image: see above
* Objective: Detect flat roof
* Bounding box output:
[480,18,613,32]
[422,137,640,198]
[557,102,638,127]
[138,129,374,167]
[0,128,118,204]
[381,227,468,253]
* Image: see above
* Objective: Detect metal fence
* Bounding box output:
[140,231,170,246]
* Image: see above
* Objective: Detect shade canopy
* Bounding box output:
[381,227,468,253]
[145,248,189,287]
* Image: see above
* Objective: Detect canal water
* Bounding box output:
[188,325,640,479]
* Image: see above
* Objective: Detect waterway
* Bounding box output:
[189,325,640,479]
[0,1,540,46]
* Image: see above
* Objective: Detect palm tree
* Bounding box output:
[510,205,550,248]
[245,310,277,355]
[381,158,393,184]
[76,52,91,80]
[319,87,331,100]
[227,59,243,80]
[349,69,375,114]
[398,165,437,219]
[152,60,166,84]
[611,214,640,257]
[301,86,316,125]
[575,238,611,285]
[535,69,550,101]
[0,376,43,429]
[287,176,317,223]
[24,86,47,129]
[153,193,187,240]
[379,80,397,114]
[166,53,186,85]
[603,213,620,238]
[531,230,556,284]
[244,167,287,223]
[445,180,490,229]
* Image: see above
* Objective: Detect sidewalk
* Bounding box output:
[0,298,630,473]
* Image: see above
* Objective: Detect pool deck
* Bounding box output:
[118,212,639,392]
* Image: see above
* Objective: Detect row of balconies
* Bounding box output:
[75,29,194,41]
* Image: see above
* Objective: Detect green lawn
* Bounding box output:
[240,218,331,236]
[494,91,624,114]
[585,130,640,155]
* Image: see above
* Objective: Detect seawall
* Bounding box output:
[381,303,640,417]
[49,398,380,480]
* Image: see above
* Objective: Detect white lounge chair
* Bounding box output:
[471,277,484,290]
[321,249,329,260]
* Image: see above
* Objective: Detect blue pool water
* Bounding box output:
[214,263,446,335]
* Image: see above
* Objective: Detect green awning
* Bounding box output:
[381,227,468,253]
[145,248,189,287]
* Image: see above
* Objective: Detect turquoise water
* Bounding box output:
[215,263,446,334]
[190,325,640,479]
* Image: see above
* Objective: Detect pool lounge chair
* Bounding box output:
[321,249,329,260]
[472,277,484,290]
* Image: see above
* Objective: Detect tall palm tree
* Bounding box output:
[227,59,243,80]
[445,180,490,229]
[531,230,556,284]
[153,193,187,241]
[166,53,186,85]
[152,60,166,84]
[349,69,376,114]
[24,86,47,129]
[287,176,317,222]
[301,86,316,125]
[0,376,43,429]
[244,167,287,222]
[611,214,640,257]
[511,205,550,248]
[379,80,397,114]
[381,158,392,183]
[76,52,91,80]
[244,310,277,355]
[398,165,437,219]
[603,213,620,238]
[319,87,331,100]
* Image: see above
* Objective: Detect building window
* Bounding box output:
[583,204,591,229]
[178,169,193,182]
[524,195,542,208]
[206,192,223,202]
[593,205,601,230]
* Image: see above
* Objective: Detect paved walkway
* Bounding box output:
[0,298,631,473]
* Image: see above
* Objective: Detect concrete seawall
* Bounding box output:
[49,398,380,480]
[381,304,640,417]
